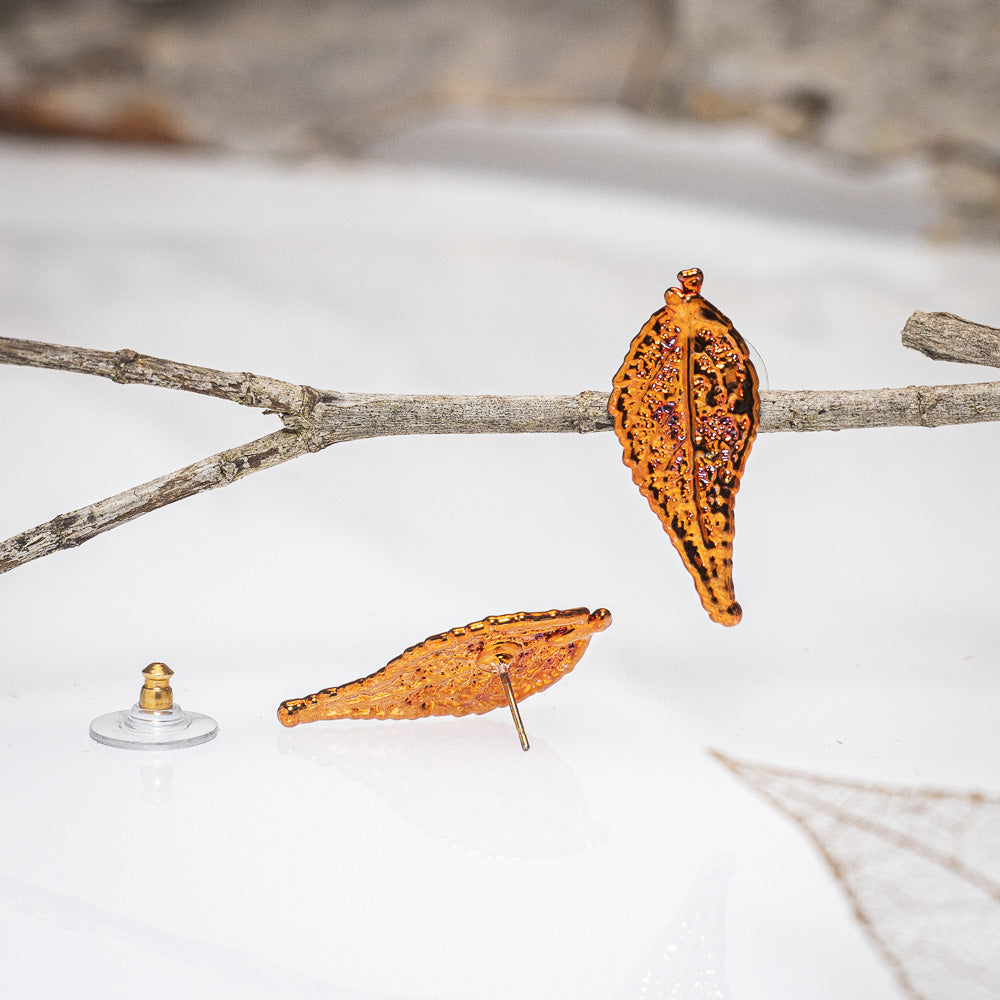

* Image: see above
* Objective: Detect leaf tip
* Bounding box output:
[708,599,743,627]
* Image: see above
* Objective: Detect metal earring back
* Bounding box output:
[90,661,218,750]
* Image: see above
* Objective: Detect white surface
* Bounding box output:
[1,120,999,999]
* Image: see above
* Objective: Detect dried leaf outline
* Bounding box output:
[277,607,612,726]
[609,268,759,626]
[715,751,1000,1000]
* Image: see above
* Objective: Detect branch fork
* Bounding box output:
[1,309,998,575]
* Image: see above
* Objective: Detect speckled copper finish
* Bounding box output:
[277,607,611,726]
[609,269,759,626]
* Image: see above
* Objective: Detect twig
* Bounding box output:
[0,336,316,414]
[903,311,1000,369]
[1,431,306,574]
[2,307,999,576]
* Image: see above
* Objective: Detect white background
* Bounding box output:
[1,116,998,998]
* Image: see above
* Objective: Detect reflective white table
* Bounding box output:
[1,120,998,999]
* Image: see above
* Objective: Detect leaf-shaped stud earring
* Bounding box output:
[609,269,759,626]
[277,607,612,751]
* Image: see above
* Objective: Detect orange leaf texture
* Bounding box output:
[609,268,759,626]
[277,607,611,727]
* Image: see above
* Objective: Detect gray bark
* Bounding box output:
[902,311,1000,370]
[2,306,998,575]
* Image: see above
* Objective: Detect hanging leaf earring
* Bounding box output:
[278,607,612,751]
[609,269,759,626]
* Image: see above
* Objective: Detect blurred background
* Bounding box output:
[1,0,999,240]
[3,4,1000,1000]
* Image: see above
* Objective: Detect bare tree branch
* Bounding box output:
[0,430,306,574]
[903,311,1000,369]
[758,382,1000,433]
[0,335,317,413]
[3,306,1000,576]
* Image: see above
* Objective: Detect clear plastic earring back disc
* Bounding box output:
[89,661,218,750]
[90,703,218,750]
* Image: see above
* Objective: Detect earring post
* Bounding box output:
[498,669,530,751]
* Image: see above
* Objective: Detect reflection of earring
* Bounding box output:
[609,268,759,627]
[278,607,611,751]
